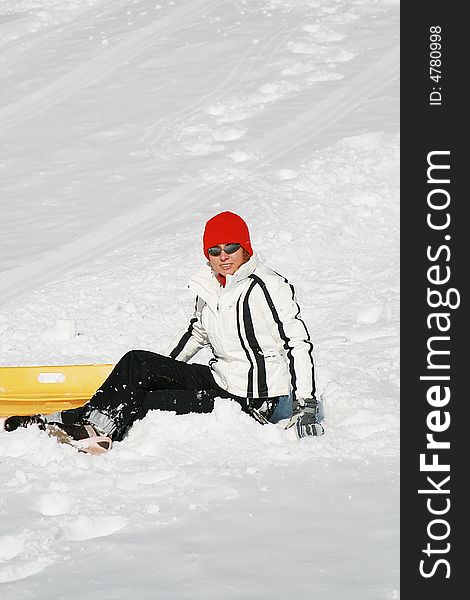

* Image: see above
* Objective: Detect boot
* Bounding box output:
[4,414,46,432]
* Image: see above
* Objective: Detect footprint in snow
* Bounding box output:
[217,110,249,124]
[227,151,251,163]
[356,303,385,325]
[0,558,51,584]
[62,514,127,541]
[289,42,355,63]
[185,142,225,156]
[306,71,344,83]
[206,104,226,116]
[0,535,53,584]
[35,492,75,516]
[302,24,345,42]
[212,128,246,142]
[0,535,25,561]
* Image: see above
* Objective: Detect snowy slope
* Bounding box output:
[0,0,399,598]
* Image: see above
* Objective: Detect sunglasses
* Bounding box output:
[207,243,241,257]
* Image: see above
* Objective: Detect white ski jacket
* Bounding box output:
[168,253,316,401]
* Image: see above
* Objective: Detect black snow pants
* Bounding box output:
[58,350,278,441]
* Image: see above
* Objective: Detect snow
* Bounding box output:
[0,0,399,598]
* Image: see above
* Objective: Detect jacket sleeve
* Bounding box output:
[256,274,316,402]
[167,296,209,362]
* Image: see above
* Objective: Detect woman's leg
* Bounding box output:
[54,350,222,440]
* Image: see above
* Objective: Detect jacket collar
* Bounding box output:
[188,252,260,309]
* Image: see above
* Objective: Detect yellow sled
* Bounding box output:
[0,364,114,417]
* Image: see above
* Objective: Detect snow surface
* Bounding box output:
[0,0,399,598]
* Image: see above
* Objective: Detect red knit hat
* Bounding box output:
[203,211,253,258]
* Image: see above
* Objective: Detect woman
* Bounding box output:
[5,212,324,453]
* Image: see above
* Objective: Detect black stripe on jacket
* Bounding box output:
[169,297,200,359]
[276,272,316,398]
[243,280,268,397]
[249,274,316,399]
[236,294,255,397]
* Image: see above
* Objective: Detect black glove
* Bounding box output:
[286,398,324,438]
[239,398,276,425]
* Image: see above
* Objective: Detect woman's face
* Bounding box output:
[208,244,250,277]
